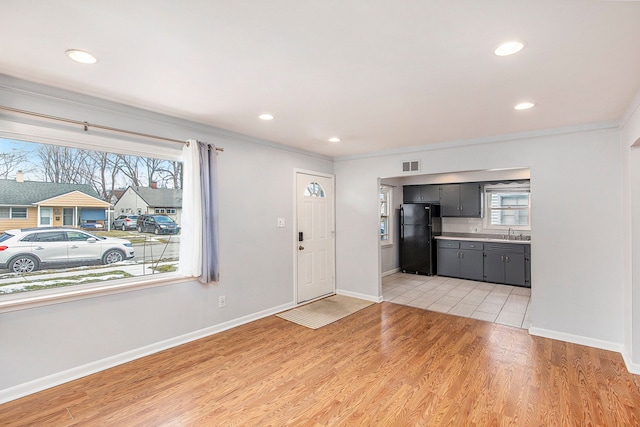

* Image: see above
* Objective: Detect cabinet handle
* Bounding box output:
[501,255,504,262]
[505,256,510,263]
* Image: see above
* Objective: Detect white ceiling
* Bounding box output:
[1,0,640,158]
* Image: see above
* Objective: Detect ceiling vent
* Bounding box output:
[402,160,420,173]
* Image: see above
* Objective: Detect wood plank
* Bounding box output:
[1,303,639,426]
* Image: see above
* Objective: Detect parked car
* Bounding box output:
[112,214,139,231]
[0,227,135,273]
[81,221,104,230]
[136,214,180,235]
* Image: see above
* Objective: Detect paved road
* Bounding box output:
[133,238,180,262]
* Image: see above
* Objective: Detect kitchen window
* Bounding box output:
[380,185,392,244]
[484,182,531,230]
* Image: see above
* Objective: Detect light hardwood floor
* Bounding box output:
[1,302,640,426]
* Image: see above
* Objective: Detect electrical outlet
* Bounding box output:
[218,296,226,308]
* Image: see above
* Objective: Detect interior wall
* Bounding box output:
[0,75,333,400]
[621,91,640,368]
[379,177,403,275]
[335,125,625,350]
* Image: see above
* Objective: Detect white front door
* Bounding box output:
[39,207,53,226]
[296,172,335,303]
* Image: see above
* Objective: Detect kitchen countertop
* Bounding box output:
[435,232,531,245]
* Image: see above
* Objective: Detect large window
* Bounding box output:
[380,185,392,244]
[484,182,531,230]
[0,137,184,296]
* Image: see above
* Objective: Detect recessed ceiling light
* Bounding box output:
[259,113,274,121]
[328,137,341,143]
[65,49,98,64]
[514,102,535,110]
[494,41,525,56]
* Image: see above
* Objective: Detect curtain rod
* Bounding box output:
[0,105,224,152]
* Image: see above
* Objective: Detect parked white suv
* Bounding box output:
[0,227,135,273]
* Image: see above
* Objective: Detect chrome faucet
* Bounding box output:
[507,227,514,240]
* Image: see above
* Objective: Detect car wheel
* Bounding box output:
[103,249,125,265]
[9,255,38,273]
[154,227,160,235]
[122,224,126,231]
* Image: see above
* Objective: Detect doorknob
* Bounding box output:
[298,246,304,250]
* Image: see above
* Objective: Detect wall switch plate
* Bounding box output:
[218,296,226,308]
[277,218,285,228]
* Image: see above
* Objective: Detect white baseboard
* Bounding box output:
[528,326,624,354]
[529,326,640,374]
[382,268,400,277]
[621,349,640,375]
[0,302,295,404]
[336,288,383,303]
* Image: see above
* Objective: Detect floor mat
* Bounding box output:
[276,294,374,329]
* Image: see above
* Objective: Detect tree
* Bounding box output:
[157,160,183,189]
[0,149,30,179]
[84,151,123,201]
[37,145,90,184]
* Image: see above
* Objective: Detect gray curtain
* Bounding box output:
[198,141,220,282]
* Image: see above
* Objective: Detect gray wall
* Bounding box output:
[0,75,333,400]
[334,125,626,353]
[1,72,639,402]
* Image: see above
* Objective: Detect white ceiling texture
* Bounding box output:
[1,0,640,158]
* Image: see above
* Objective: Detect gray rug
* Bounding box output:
[276,294,374,329]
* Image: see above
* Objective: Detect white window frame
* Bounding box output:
[0,121,191,313]
[483,183,531,231]
[380,185,393,246]
[0,207,29,219]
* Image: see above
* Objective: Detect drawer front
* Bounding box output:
[437,240,460,249]
[460,241,483,250]
[483,243,526,253]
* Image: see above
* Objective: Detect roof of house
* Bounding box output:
[130,186,182,208]
[0,179,102,206]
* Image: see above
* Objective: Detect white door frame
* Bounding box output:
[293,169,336,305]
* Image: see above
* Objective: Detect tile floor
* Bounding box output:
[382,272,531,329]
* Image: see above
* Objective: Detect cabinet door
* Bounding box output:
[437,247,459,277]
[483,251,505,284]
[440,184,460,217]
[403,185,422,203]
[504,252,526,286]
[421,185,440,202]
[524,252,531,287]
[459,249,484,281]
[458,183,482,217]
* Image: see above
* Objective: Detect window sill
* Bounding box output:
[0,273,194,314]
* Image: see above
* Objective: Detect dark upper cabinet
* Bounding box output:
[439,185,460,216]
[403,185,440,203]
[439,183,482,217]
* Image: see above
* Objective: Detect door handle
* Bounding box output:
[298,246,304,251]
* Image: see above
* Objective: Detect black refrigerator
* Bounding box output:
[400,203,441,275]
